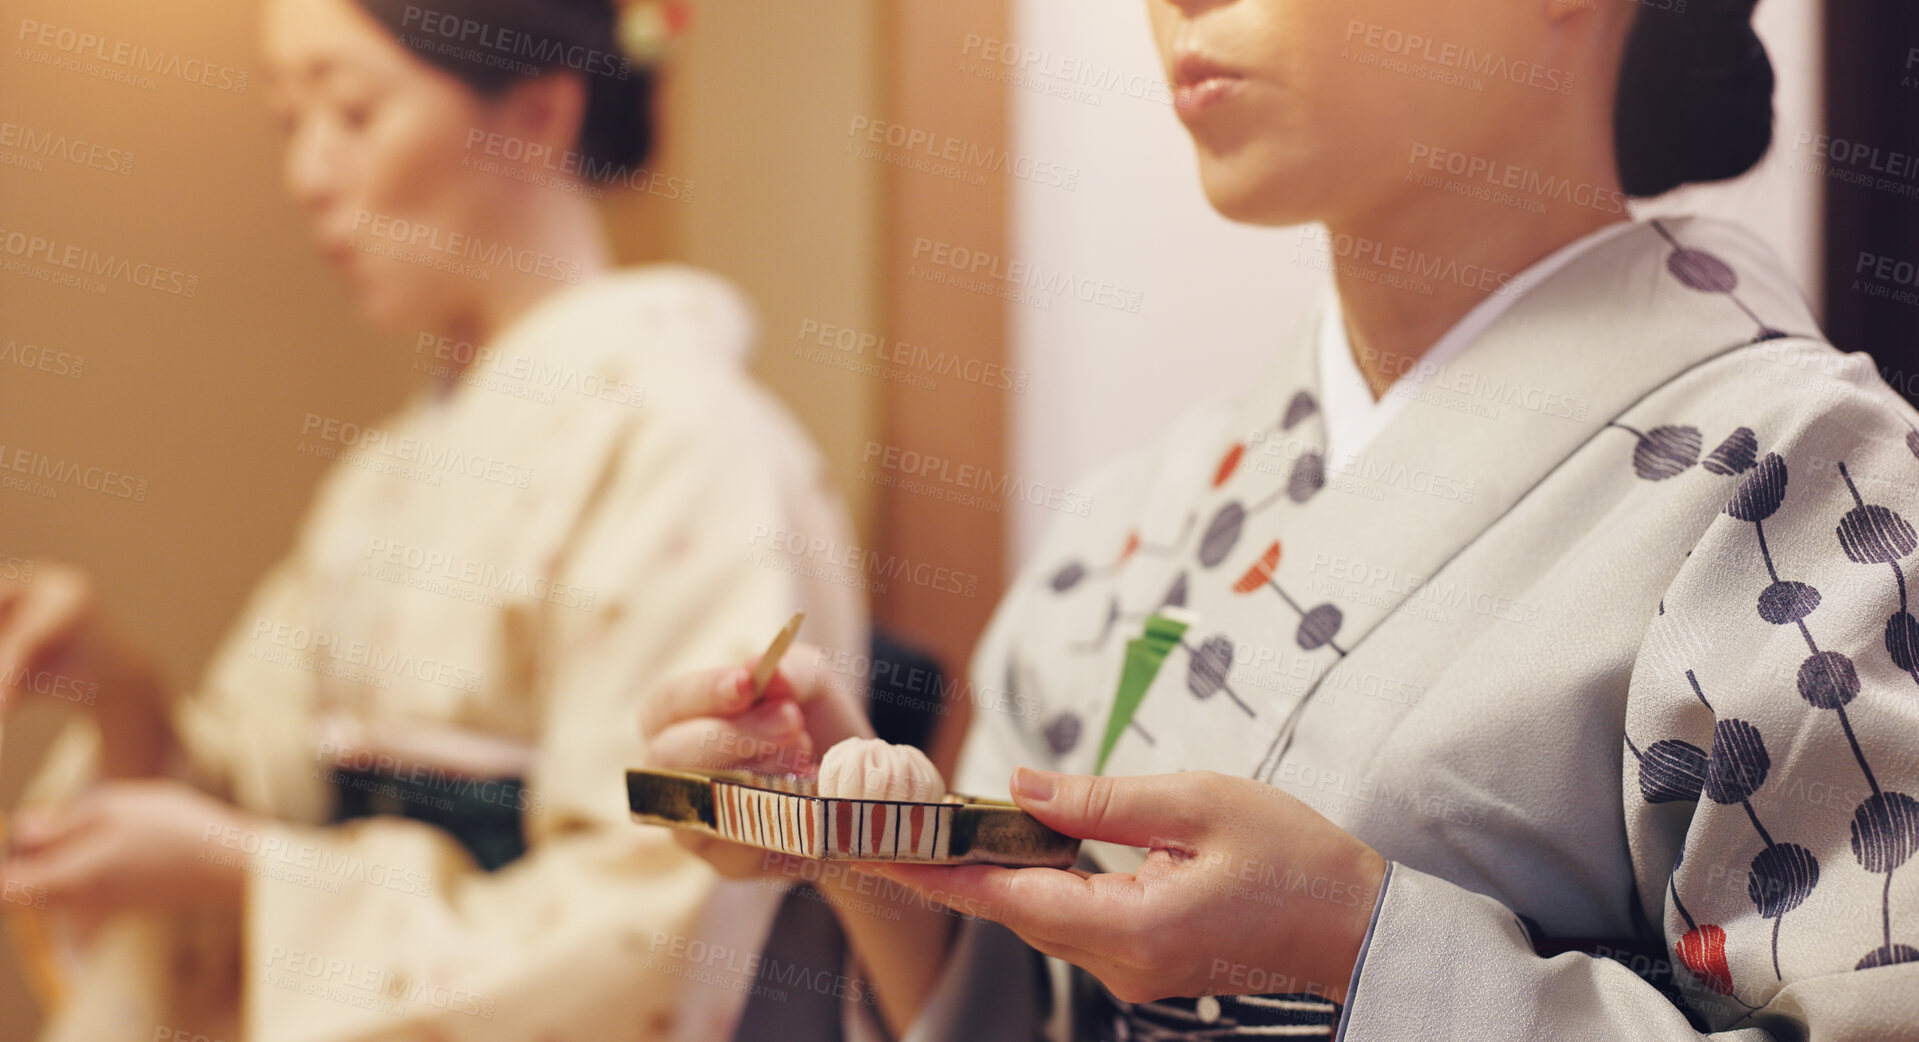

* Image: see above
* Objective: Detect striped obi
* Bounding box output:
[1075,968,1343,1040]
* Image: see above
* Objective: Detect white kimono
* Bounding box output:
[31,265,866,1042]
[911,217,1919,1041]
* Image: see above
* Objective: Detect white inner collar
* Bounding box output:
[1316,219,1640,467]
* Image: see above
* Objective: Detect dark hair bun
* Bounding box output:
[578,66,656,174]
[1615,0,1775,198]
[354,0,656,177]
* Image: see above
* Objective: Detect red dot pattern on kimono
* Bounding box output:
[1214,443,1246,488]
[1233,541,1283,595]
[1678,924,1734,996]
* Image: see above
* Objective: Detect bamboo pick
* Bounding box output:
[749,612,805,698]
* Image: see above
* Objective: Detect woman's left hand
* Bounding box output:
[874,768,1386,1006]
[1,780,256,916]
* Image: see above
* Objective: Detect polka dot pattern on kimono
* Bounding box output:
[1631,445,1919,1000]
[1046,390,1347,672]
[1654,221,1788,341]
[1027,385,1363,785]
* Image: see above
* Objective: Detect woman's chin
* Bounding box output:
[1196,166,1322,229]
[347,277,440,337]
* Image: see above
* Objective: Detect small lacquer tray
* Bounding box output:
[626,767,1080,867]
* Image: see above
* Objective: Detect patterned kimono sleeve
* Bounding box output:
[1339,371,1919,1041]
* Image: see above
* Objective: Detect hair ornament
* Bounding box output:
[618,0,692,68]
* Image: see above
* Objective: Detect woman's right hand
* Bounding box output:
[2,564,125,714]
[0,563,170,774]
[639,642,873,879]
[643,645,964,1035]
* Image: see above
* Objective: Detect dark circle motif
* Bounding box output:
[1289,452,1327,503]
[1702,428,1759,476]
[1797,651,1861,710]
[1836,504,1919,565]
[1888,612,1919,674]
[1633,427,1702,481]
[1757,581,1821,626]
[1050,561,1088,593]
[1704,718,1771,805]
[1849,791,1919,874]
[1187,637,1236,700]
[1162,572,1191,611]
[1726,453,1789,523]
[1638,739,1708,804]
[1199,502,1247,568]
[1297,604,1344,652]
[1282,391,1318,431]
[1747,843,1819,919]
[1044,714,1082,755]
[1668,248,1740,293]
[1857,945,1919,971]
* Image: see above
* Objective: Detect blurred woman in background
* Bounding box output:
[0,0,863,1038]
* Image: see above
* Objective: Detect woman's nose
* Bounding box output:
[1157,0,1236,16]
[282,123,343,217]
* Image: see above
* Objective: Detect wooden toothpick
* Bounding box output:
[750,612,805,698]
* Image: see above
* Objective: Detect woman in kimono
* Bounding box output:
[644,0,1919,1039]
[0,0,864,1039]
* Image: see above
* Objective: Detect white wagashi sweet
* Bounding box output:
[815,737,948,802]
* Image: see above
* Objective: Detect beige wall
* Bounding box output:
[873,0,1011,750]
[673,0,884,540]
[0,0,885,1031]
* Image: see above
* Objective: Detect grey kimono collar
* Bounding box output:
[1227,216,1823,779]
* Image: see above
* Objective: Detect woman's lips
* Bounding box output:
[1176,76,1243,116]
[318,239,366,289]
[1172,53,1245,118]
[318,236,358,272]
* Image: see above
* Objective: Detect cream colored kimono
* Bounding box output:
[34,265,866,1042]
[909,217,1919,1041]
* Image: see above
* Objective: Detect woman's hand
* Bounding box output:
[0,780,256,919]
[643,651,963,1035]
[639,643,874,878]
[875,768,1387,1006]
[0,563,135,711]
[0,563,171,775]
